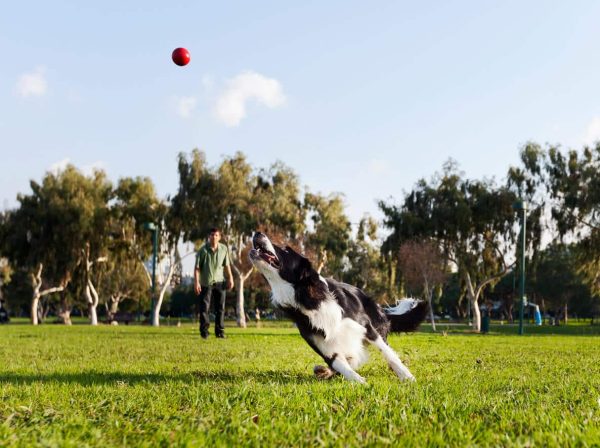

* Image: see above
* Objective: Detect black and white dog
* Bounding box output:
[249,232,428,384]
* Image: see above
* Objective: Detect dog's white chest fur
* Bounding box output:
[264,271,341,336]
[262,270,296,309]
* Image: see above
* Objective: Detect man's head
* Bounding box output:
[208,227,221,247]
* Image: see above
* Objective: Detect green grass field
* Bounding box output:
[1,322,599,447]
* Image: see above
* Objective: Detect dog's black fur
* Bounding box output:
[249,232,428,383]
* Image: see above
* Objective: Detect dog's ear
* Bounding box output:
[295,257,329,307]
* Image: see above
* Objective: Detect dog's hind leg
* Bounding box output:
[368,335,416,382]
[330,354,366,384]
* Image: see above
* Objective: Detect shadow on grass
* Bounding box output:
[0,369,315,386]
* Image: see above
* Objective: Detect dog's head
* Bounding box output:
[249,232,327,302]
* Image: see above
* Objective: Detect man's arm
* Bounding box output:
[225,264,234,290]
[194,267,201,295]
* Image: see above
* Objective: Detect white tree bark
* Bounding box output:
[229,234,253,328]
[83,249,106,326]
[465,272,481,332]
[30,263,64,325]
[146,244,193,327]
[30,296,40,326]
[424,280,436,332]
[233,268,253,328]
[152,260,176,327]
[106,294,123,320]
[85,281,99,326]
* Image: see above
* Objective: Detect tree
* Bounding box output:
[531,244,593,324]
[113,175,188,327]
[380,161,518,332]
[2,166,113,324]
[304,192,351,276]
[342,216,388,300]
[398,240,447,331]
[172,150,306,328]
[510,142,600,317]
[543,143,600,298]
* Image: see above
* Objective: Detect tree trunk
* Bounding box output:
[88,302,98,326]
[428,291,437,332]
[85,282,99,326]
[106,295,122,321]
[465,272,481,332]
[388,260,397,296]
[316,249,328,274]
[57,306,72,325]
[30,264,64,325]
[470,297,481,332]
[31,295,40,325]
[563,303,568,325]
[236,275,246,328]
[152,260,176,327]
[232,267,253,328]
[424,282,436,332]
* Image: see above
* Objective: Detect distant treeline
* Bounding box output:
[1,143,599,331]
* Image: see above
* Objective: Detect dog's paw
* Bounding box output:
[313,365,336,380]
[351,374,367,384]
[388,362,416,382]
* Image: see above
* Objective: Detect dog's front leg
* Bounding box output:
[369,336,416,382]
[330,355,366,384]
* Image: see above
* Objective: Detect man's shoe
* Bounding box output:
[216,334,226,339]
[201,333,209,339]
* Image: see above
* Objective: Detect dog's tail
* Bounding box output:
[384,299,429,333]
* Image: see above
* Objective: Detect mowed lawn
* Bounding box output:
[0,322,599,447]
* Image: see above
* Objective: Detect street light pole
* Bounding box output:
[513,200,527,335]
[143,222,158,319]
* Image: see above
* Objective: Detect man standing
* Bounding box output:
[194,228,234,339]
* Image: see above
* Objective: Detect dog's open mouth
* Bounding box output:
[250,234,281,269]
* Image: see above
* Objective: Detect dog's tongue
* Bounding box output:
[263,252,276,262]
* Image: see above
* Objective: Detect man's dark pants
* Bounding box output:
[198,282,226,337]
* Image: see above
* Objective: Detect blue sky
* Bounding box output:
[2,1,600,226]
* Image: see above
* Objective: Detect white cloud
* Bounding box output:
[48,158,106,176]
[173,96,197,119]
[16,66,48,98]
[48,158,71,175]
[583,116,600,146]
[82,161,106,176]
[215,71,286,127]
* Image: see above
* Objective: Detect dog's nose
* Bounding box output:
[253,232,265,242]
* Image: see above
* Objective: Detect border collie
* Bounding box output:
[249,232,428,384]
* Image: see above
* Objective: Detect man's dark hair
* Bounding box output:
[208,227,221,235]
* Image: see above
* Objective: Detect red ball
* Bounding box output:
[172,47,191,66]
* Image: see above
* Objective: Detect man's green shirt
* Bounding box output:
[195,242,230,286]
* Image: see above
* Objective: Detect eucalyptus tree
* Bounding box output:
[544,143,600,297]
[172,150,307,327]
[510,142,600,301]
[398,240,447,331]
[253,162,306,239]
[530,244,591,324]
[113,176,186,327]
[304,192,351,276]
[101,256,148,321]
[171,150,253,327]
[380,161,518,331]
[342,216,387,298]
[2,166,113,324]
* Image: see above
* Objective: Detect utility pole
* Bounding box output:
[513,200,527,335]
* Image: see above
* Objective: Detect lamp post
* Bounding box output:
[513,200,527,335]
[143,222,158,318]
